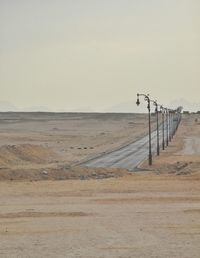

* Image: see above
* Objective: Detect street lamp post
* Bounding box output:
[165,108,169,146]
[169,109,175,141]
[160,106,165,150]
[175,111,178,132]
[151,100,159,156]
[172,110,176,138]
[177,110,181,129]
[136,93,152,165]
[169,110,172,142]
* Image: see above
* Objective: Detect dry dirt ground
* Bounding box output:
[0,112,155,180]
[0,113,200,258]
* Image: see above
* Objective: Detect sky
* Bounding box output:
[0,0,199,112]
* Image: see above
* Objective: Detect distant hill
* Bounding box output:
[169,99,200,112]
[0,101,18,112]
[106,98,200,113]
[0,98,199,113]
[104,100,147,113]
[23,106,51,112]
[0,101,50,112]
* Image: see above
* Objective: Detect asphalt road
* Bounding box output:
[83,124,174,170]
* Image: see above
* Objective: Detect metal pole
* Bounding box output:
[172,111,175,138]
[171,112,173,138]
[147,99,152,165]
[175,112,178,132]
[156,105,159,155]
[169,111,171,142]
[162,108,165,150]
[166,109,169,146]
[136,93,152,165]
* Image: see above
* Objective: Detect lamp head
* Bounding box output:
[136,94,140,106]
[136,98,140,106]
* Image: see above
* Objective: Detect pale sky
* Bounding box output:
[0,0,199,112]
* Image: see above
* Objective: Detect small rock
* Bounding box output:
[80,175,86,180]
[42,170,48,175]
[64,164,71,169]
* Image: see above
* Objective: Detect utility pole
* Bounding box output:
[136,93,152,165]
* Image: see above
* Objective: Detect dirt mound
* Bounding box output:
[0,144,129,181]
[0,144,56,167]
[0,166,128,181]
[154,161,200,176]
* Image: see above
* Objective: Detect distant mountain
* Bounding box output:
[0,101,50,112]
[0,98,198,113]
[106,98,200,113]
[67,106,95,112]
[169,99,200,112]
[0,101,18,112]
[104,100,150,113]
[23,106,51,112]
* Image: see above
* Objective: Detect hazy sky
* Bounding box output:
[0,0,199,111]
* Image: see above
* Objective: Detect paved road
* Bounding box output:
[83,125,173,170]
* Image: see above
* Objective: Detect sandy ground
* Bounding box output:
[0,112,156,180]
[0,113,200,257]
[141,113,200,176]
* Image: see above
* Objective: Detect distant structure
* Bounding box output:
[177,106,183,113]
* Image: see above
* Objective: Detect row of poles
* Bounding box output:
[136,93,182,165]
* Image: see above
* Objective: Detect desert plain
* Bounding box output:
[0,112,200,258]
